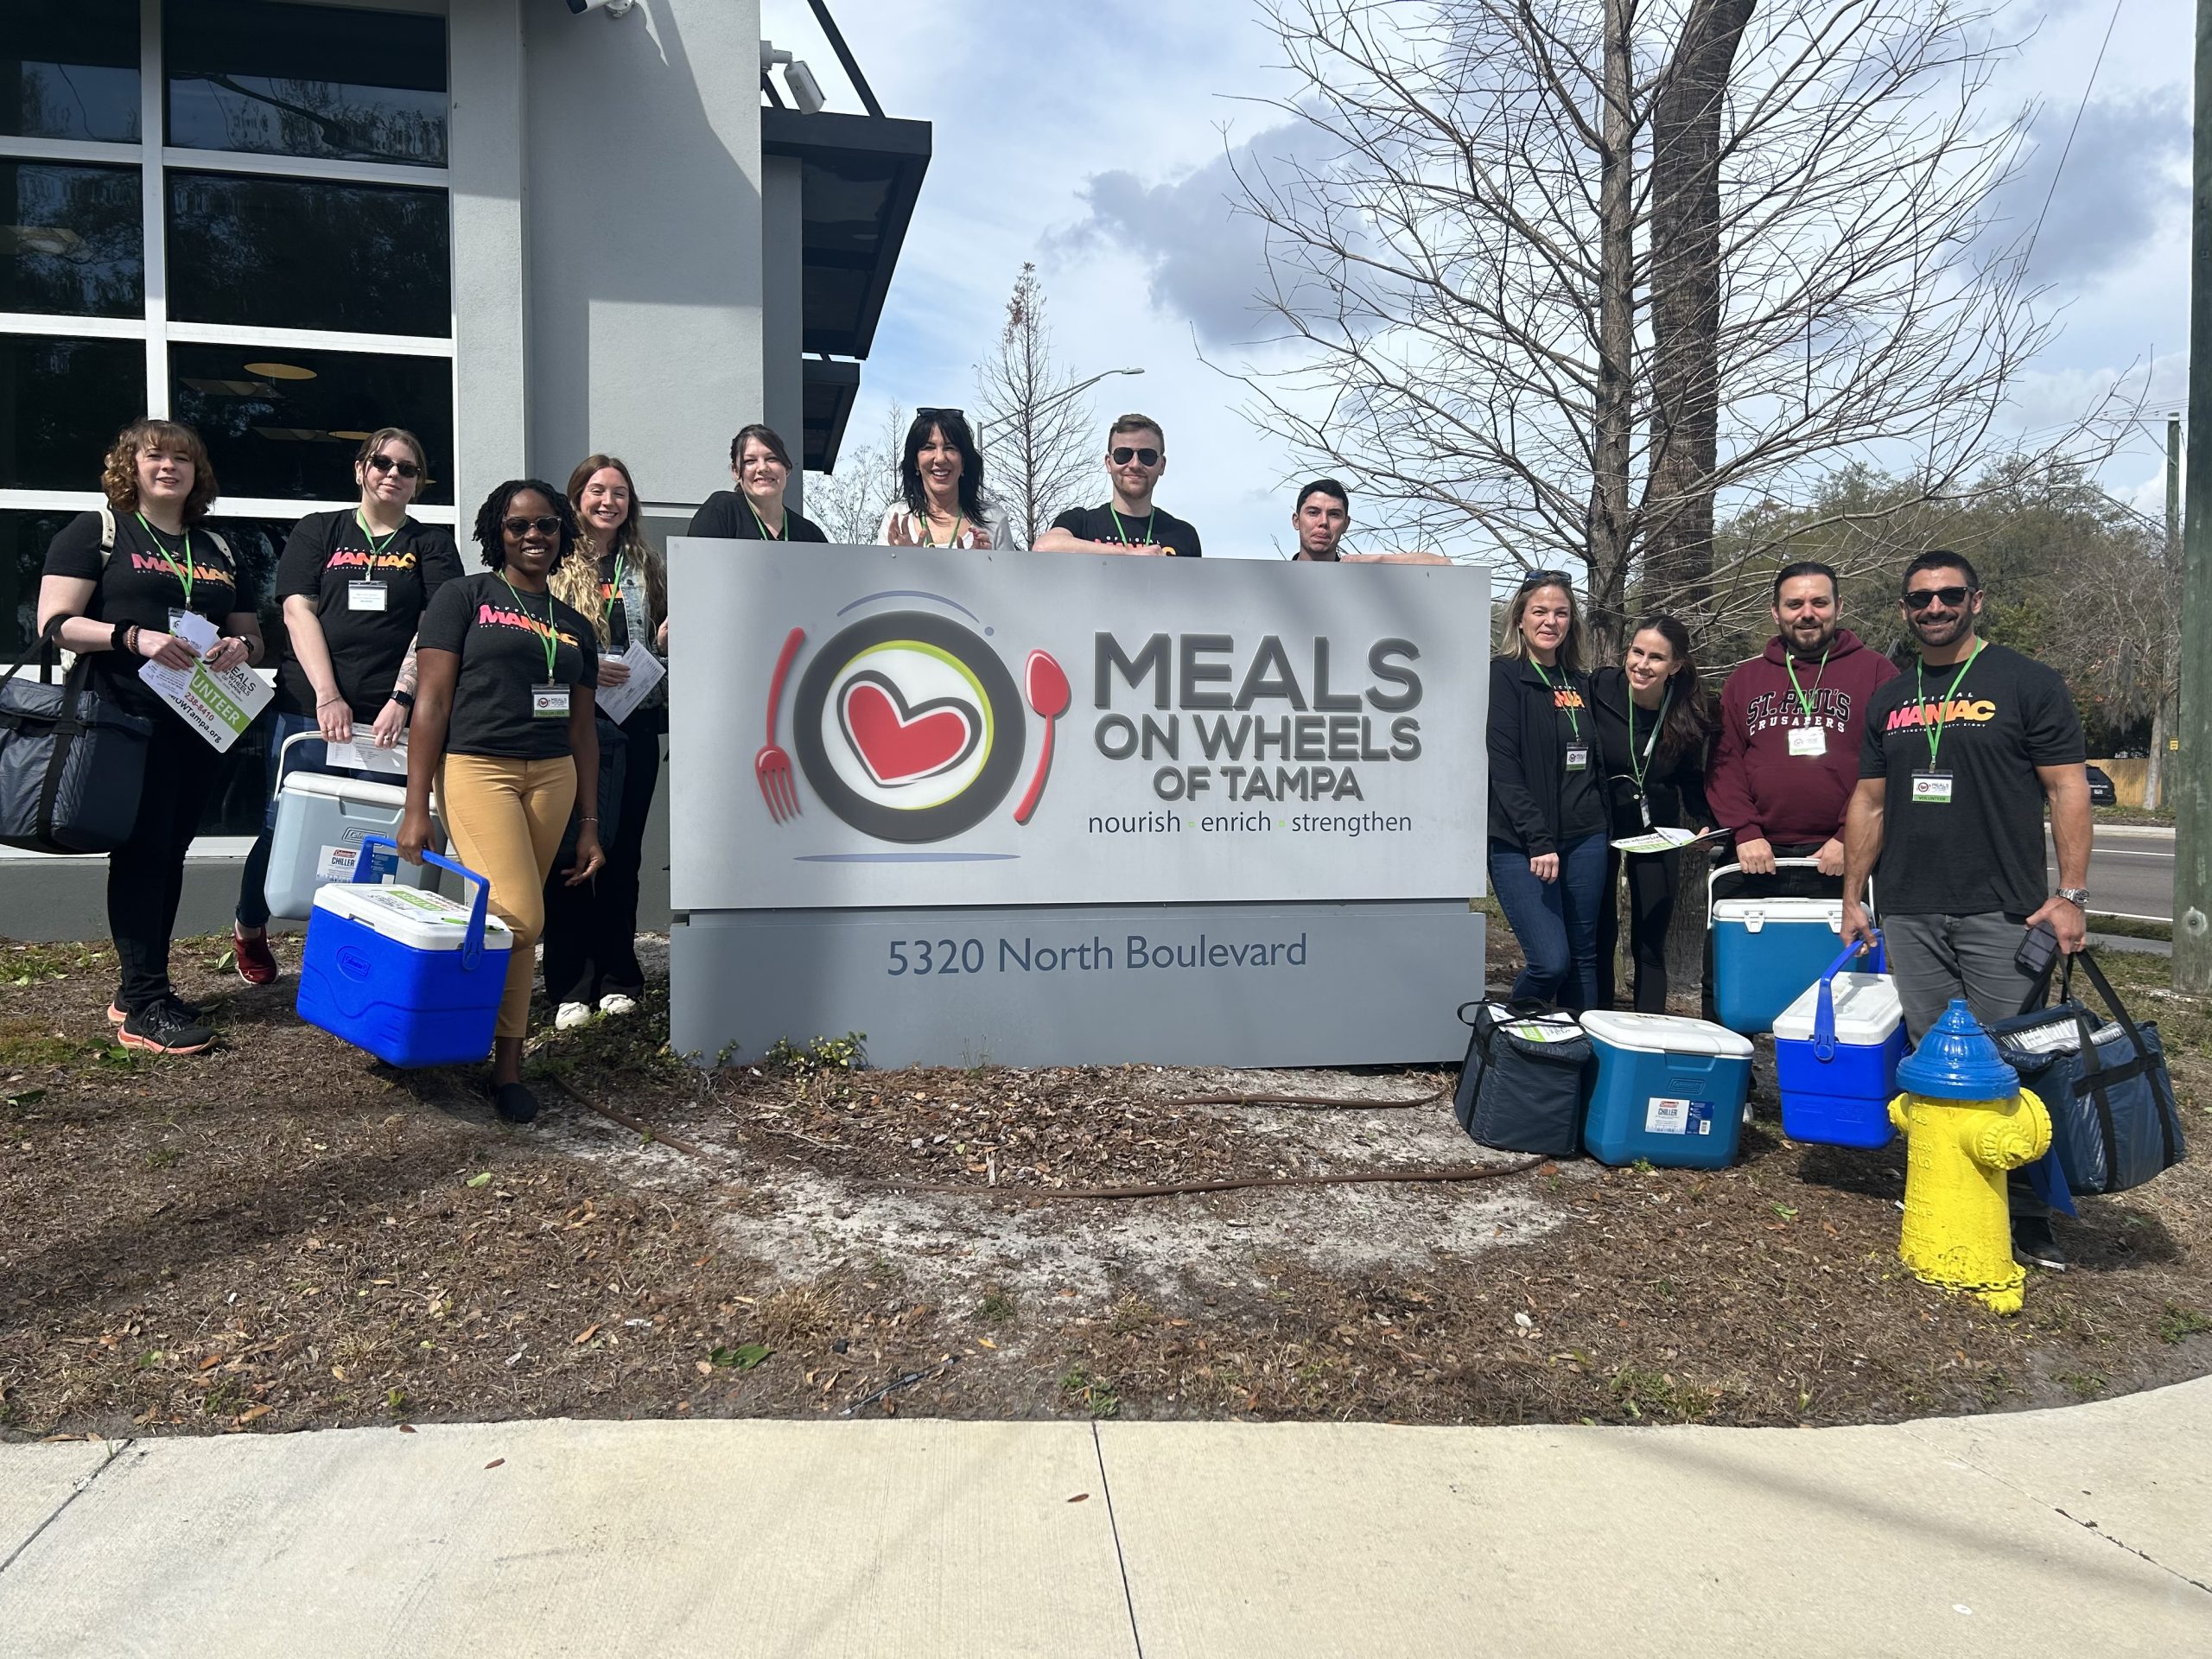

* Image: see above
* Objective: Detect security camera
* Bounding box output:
[782,60,827,114]
[568,0,635,16]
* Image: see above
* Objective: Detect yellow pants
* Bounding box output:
[437,754,578,1042]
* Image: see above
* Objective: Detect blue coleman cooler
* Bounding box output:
[1579,1011,1754,1169]
[1772,938,1904,1148]
[262,733,442,921]
[297,837,511,1068]
[1708,859,1859,1035]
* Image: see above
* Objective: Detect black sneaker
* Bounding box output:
[110,993,206,1026]
[2013,1216,2068,1272]
[493,1082,540,1124]
[119,997,216,1056]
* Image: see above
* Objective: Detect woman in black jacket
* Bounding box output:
[1486,572,1605,1009]
[1589,614,1718,1012]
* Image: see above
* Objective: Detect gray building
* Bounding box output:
[2,0,927,936]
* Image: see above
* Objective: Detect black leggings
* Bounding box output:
[1596,847,1680,1014]
[541,714,661,1004]
[111,711,219,1013]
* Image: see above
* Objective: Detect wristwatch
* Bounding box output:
[391,690,416,710]
[2056,887,2089,906]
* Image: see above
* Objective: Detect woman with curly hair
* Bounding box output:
[36,418,265,1054]
[399,480,603,1123]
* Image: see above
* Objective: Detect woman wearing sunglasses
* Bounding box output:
[1487,571,1605,1010]
[877,409,1008,549]
[1588,614,1718,1012]
[399,482,603,1125]
[232,428,462,985]
[687,424,828,543]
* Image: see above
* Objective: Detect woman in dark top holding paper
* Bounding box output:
[36,419,264,1055]
[1486,573,1605,1010]
[540,454,665,1028]
[232,428,462,986]
[1590,615,1718,1012]
[400,481,602,1124]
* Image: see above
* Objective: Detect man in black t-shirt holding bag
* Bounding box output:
[1840,550,2093,1268]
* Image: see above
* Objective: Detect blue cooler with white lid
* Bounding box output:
[1579,1011,1755,1168]
[262,733,442,921]
[296,837,511,1068]
[1709,858,1857,1034]
[1772,936,1904,1147]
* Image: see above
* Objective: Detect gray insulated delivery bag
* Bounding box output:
[1453,1001,1591,1157]
[0,635,153,855]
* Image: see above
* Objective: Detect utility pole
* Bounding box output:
[2177,0,2212,992]
[2150,414,2181,812]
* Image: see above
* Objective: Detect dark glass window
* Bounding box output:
[166,1,447,167]
[166,170,449,337]
[1,3,142,143]
[1,162,143,319]
[0,335,147,492]
[1,509,80,656]
[168,343,453,506]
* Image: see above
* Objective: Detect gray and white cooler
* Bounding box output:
[261,733,441,921]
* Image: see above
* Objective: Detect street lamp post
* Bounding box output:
[976,366,1144,449]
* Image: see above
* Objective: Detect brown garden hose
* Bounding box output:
[897,1154,1543,1202]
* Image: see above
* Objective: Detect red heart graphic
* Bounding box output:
[838,673,980,786]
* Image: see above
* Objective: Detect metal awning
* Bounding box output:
[801,357,861,474]
[761,106,931,362]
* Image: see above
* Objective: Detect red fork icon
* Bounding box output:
[755,627,804,822]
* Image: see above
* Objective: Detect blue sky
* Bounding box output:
[772,0,2193,558]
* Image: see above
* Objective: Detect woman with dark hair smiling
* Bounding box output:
[399,481,602,1124]
[877,408,1007,549]
[686,424,827,542]
[1590,614,1719,1012]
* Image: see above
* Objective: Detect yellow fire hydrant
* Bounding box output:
[1887,998,2052,1315]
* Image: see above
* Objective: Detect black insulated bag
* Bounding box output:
[1993,949,2185,1198]
[1453,1000,1590,1157]
[0,631,152,855]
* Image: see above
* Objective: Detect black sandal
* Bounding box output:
[493,1082,540,1124]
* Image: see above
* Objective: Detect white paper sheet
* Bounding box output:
[137,612,273,753]
[592,644,666,725]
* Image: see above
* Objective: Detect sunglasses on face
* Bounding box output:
[366,454,422,480]
[502,515,563,537]
[1110,447,1161,467]
[1902,586,1972,611]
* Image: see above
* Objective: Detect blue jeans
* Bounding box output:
[235,711,374,929]
[1489,832,1606,1010]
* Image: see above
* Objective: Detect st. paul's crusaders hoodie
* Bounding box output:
[1706,627,1898,852]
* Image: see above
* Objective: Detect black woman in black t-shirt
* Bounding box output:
[685,424,828,544]
[542,454,666,1028]
[231,427,463,984]
[36,419,266,1054]
[402,482,603,1124]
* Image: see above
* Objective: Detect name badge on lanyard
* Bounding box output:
[1564,744,1591,772]
[347,580,388,613]
[1911,770,1955,804]
[532,683,571,720]
[1788,726,1827,757]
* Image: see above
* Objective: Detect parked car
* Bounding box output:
[2085,765,2118,807]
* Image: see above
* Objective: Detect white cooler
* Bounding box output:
[262,734,441,922]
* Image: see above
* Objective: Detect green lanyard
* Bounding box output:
[604,555,627,626]
[1785,648,1828,720]
[354,510,403,569]
[1109,505,1155,547]
[747,502,785,541]
[501,577,560,683]
[1530,658,1580,744]
[136,513,194,603]
[1915,641,1984,770]
[1626,681,1671,790]
[919,510,964,547]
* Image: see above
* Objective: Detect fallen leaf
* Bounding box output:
[397,1423,416,1433]
[238,1404,272,1424]
[573,1324,601,1345]
[484,1459,505,1470]
[466,1173,493,1188]
[198,1355,224,1371]
[1067,1493,1090,1503]
[976,1337,997,1351]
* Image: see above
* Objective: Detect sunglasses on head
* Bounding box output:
[502,515,563,537]
[1110,446,1161,467]
[918,406,964,422]
[366,454,422,480]
[1518,569,1573,590]
[1902,585,1972,611]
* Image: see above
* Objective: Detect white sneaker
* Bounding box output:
[555,1001,593,1031]
[598,992,639,1017]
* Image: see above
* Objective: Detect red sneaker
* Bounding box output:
[233,926,280,987]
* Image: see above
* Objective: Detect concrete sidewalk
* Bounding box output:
[3,1382,2208,1656]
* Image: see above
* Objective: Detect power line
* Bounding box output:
[2022,0,2127,267]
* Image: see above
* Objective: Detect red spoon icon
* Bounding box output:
[1014,649,1070,824]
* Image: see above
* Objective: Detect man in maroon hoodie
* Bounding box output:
[1708,561,1900,883]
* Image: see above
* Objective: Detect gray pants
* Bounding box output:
[1883,909,2046,1221]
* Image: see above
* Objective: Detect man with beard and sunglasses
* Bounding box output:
[1840,550,2093,1269]
[1035,415,1202,557]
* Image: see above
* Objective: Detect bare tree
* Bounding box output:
[976,264,1096,548]
[1226,0,2121,654]
[806,402,906,546]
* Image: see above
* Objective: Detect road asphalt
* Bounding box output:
[3,1378,2207,1656]
[2050,823,2176,924]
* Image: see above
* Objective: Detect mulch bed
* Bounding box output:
[3,926,2207,1440]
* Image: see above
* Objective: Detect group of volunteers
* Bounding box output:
[1487,558,2092,1267]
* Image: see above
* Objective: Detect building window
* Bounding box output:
[165,1,448,168]
[2,4,143,144]
[1,161,144,319]
[0,334,149,493]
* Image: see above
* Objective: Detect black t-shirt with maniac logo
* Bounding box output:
[41,511,245,718]
[1859,640,2084,917]
[1050,502,1204,557]
[271,509,464,720]
[418,571,598,760]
